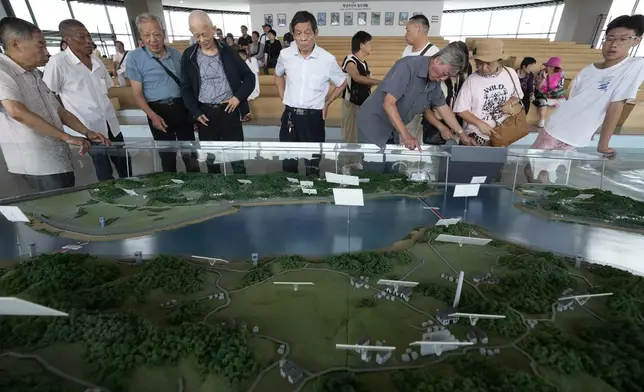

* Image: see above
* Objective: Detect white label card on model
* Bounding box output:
[287,177,300,184]
[453,184,480,198]
[359,178,370,183]
[302,188,318,195]
[0,206,30,222]
[170,179,184,184]
[325,172,360,186]
[333,188,364,206]
[300,180,314,188]
[121,188,139,196]
[575,194,594,200]
[471,176,487,184]
[238,179,253,184]
[0,297,68,316]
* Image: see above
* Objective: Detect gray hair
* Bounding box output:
[135,12,164,32]
[433,41,470,74]
[0,17,41,49]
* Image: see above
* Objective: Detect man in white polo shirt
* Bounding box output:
[0,17,103,193]
[274,11,346,176]
[44,19,130,182]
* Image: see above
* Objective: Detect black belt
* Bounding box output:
[286,106,322,116]
[149,98,182,105]
[200,102,227,109]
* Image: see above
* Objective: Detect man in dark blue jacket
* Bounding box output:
[181,10,255,174]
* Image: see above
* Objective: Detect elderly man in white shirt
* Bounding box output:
[274,11,346,176]
[0,17,106,193]
[44,19,130,182]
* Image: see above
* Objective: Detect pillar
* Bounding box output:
[555,0,614,46]
[123,0,167,41]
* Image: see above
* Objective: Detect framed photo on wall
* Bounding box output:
[385,12,394,26]
[318,12,327,26]
[358,12,367,26]
[399,12,409,25]
[264,14,273,26]
[277,13,287,27]
[371,12,381,25]
[413,12,423,16]
[331,12,340,26]
[344,12,353,26]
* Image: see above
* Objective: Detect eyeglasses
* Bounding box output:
[602,36,638,45]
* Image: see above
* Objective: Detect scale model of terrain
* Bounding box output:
[16,172,435,240]
[517,186,644,233]
[1,222,642,392]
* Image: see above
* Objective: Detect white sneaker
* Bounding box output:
[538,119,545,128]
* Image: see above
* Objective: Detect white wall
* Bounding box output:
[249,1,444,37]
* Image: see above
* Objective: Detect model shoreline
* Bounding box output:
[29,191,440,242]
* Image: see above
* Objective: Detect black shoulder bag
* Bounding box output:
[146,47,181,87]
[419,43,434,56]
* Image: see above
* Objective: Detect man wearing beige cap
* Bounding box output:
[453,38,523,146]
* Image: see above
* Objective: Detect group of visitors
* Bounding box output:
[1,10,643,194]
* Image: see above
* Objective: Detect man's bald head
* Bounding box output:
[188,10,213,29]
[189,10,217,50]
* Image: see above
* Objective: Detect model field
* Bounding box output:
[1,220,642,392]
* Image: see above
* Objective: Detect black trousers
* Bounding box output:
[19,171,75,193]
[522,95,531,115]
[263,57,278,75]
[147,99,200,173]
[197,103,246,174]
[279,107,325,176]
[90,124,131,181]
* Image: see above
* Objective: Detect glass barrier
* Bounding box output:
[0,141,642,392]
[505,148,608,191]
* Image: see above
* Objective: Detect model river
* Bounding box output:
[1,186,642,273]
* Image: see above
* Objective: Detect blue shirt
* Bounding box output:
[125,46,182,102]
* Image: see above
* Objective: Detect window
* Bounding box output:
[221,14,250,37]
[517,5,556,36]
[107,5,131,35]
[10,0,34,23]
[70,1,111,34]
[488,9,522,36]
[167,10,191,39]
[30,0,71,31]
[461,11,492,37]
[441,3,562,41]
[441,13,463,37]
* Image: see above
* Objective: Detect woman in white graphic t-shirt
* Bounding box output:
[453,39,523,146]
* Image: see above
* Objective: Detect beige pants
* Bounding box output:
[340,101,361,168]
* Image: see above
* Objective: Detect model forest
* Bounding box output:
[1,222,642,392]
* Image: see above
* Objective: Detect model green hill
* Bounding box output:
[520,186,644,230]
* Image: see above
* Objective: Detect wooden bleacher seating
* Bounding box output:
[108,37,642,133]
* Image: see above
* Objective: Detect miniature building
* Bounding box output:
[355,335,369,353]
[399,287,413,302]
[486,349,495,356]
[134,251,143,265]
[389,295,395,301]
[427,320,434,325]
[218,293,224,300]
[277,345,285,355]
[436,308,460,325]
[478,329,489,344]
[350,278,355,286]
[410,351,419,360]
[422,321,428,328]
[479,348,486,355]
[360,350,372,362]
[401,353,410,362]
[448,276,454,282]
[279,360,303,384]
[252,326,259,334]
[493,348,501,354]
[467,327,478,344]
[365,284,370,289]
[376,350,392,365]
[28,243,36,257]
[557,299,574,312]
[440,273,446,279]
[405,348,412,353]
[355,281,364,289]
